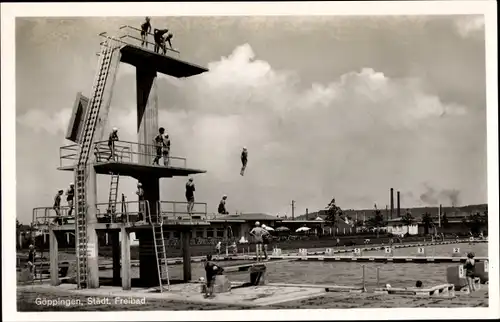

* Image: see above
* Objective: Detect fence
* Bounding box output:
[95,200,151,223]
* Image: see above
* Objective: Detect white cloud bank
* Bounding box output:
[17,44,482,219]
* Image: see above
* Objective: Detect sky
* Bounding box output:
[15,15,487,224]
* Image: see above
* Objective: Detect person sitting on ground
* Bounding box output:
[52,190,64,225]
[217,195,229,215]
[250,221,270,261]
[107,127,119,161]
[153,28,169,54]
[140,17,152,48]
[415,280,423,288]
[204,254,224,298]
[464,252,476,292]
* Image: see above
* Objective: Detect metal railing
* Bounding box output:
[95,200,151,224]
[59,140,188,169]
[157,201,208,223]
[118,25,181,58]
[32,206,75,226]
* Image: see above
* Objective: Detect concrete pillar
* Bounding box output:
[137,230,159,287]
[203,228,208,238]
[111,231,120,285]
[139,177,160,222]
[136,67,159,166]
[86,164,99,288]
[182,230,192,282]
[121,227,131,290]
[223,227,228,239]
[49,227,59,286]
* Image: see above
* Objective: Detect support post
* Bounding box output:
[49,227,59,286]
[182,229,192,282]
[136,67,159,166]
[111,231,121,285]
[137,230,159,287]
[86,164,99,288]
[121,227,131,290]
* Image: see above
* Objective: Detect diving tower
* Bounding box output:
[33,26,209,291]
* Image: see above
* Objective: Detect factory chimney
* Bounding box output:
[390,188,394,219]
[397,191,401,218]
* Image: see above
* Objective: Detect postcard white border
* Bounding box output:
[1,1,498,321]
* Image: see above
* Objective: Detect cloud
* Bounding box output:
[16,44,476,218]
[419,184,461,207]
[454,15,485,38]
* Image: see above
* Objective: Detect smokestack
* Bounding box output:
[306,208,309,219]
[397,191,401,218]
[390,188,394,219]
[438,204,442,227]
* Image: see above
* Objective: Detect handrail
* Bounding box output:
[158,200,208,222]
[96,200,150,224]
[59,140,189,169]
[118,25,181,55]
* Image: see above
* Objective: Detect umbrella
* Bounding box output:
[275,226,290,232]
[296,227,311,233]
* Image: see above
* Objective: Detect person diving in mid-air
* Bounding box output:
[240,147,248,176]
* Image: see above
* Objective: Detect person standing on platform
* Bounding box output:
[185,178,195,216]
[153,28,169,54]
[136,182,145,221]
[107,127,119,161]
[163,33,174,52]
[218,195,228,215]
[140,17,151,48]
[250,221,270,261]
[52,190,64,225]
[464,252,476,292]
[152,127,165,165]
[162,133,171,166]
[66,183,74,219]
[240,147,248,176]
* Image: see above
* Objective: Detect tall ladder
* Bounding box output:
[149,212,171,292]
[107,174,120,217]
[75,40,116,289]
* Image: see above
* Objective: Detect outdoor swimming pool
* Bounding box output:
[99,242,487,288]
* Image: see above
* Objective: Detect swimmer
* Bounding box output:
[464,252,476,292]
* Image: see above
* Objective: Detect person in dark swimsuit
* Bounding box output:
[152,127,165,165]
[185,178,195,216]
[53,190,64,225]
[140,17,151,48]
[153,28,169,54]
[66,183,74,219]
[107,127,119,161]
[464,252,476,292]
[163,33,174,53]
[240,147,248,176]
[204,254,224,298]
[28,244,36,273]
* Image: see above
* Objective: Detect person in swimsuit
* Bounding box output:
[153,28,169,54]
[240,147,248,176]
[27,244,36,273]
[218,195,228,215]
[185,178,195,216]
[107,127,119,161]
[136,182,145,221]
[66,183,74,219]
[152,127,165,165]
[464,252,476,292]
[162,33,174,53]
[52,190,64,225]
[162,133,171,166]
[140,17,151,48]
[204,254,224,298]
[250,221,270,261]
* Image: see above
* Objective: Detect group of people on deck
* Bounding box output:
[51,183,74,225]
[140,17,174,55]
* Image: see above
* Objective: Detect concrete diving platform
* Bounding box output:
[58,140,206,179]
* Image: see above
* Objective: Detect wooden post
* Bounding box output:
[121,227,131,290]
[49,227,59,286]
